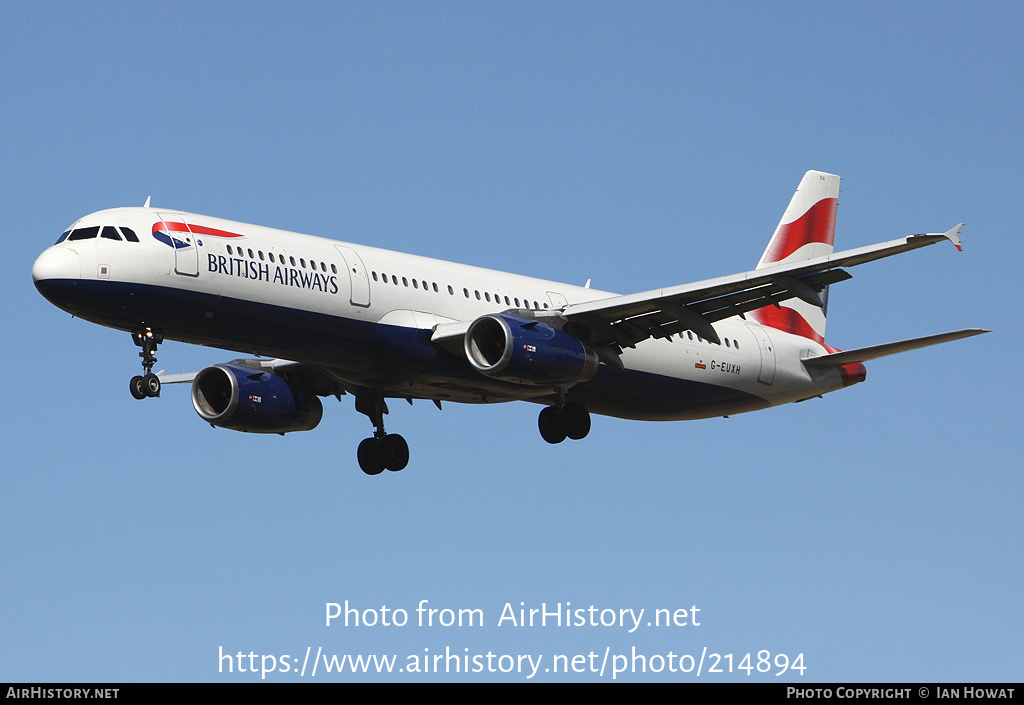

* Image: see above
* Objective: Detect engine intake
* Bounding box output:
[465,313,598,385]
[191,363,323,434]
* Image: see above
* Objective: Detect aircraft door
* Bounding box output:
[748,324,776,385]
[547,291,568,309]
[334,245,370,307]
[157,213,200,277]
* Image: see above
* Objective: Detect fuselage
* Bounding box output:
[32,206,851,421]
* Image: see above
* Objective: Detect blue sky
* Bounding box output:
[2,1,1020,682]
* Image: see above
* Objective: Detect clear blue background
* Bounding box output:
[2,1,1019,682]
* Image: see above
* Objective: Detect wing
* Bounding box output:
[156,358,310,385]
[558,225,966,354]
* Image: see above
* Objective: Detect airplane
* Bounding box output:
[32,170,987,475]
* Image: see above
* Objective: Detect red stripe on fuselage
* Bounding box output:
[152,221,245,238]
[761,197,837,264]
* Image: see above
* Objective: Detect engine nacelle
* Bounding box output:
[465,313,599,385]
[191,363,323,434]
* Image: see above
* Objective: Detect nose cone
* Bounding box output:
[32,246,80,284]
[33,246,81,308]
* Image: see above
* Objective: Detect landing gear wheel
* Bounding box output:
[354,389,412,475]
[538,406,567,444]
[562,402,591,440]
[143,373,161,398]
[381,434,409,472]
[130,376,147,400]
[357,438,386,476]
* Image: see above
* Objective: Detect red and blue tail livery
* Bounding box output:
[32,170,987,475]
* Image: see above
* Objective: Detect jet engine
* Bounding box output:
[465,313,599,385]
[191,363,323,434]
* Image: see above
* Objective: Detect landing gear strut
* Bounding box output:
[355,389,409,475]
[129,328,163,399]
[538,401,591,444]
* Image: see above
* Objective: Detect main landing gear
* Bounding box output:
[129,328,163,400]
[355,389,409,475]
[538,401,591,444]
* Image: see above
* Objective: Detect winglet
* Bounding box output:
[915,223,964,251]
[945,223,964,251]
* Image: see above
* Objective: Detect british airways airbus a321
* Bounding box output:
[32,171,986,475]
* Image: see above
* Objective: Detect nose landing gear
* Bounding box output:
[129,328,163,399]
[355,389,409,475]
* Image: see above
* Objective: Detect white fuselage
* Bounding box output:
[32,206,850,421]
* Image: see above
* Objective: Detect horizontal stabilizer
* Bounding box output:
[801,328,989,368]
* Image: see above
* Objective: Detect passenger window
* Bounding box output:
[258,250,265,261]
[331,264,337,274]
[413,279,419,289]
[120,227,139,242]
[372,271,378,281]
[402,277,408,287]
[300,258,306,268]
[290,256,296,266]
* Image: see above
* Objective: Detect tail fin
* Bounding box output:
[750,170,840,344]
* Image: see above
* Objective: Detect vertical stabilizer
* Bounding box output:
[750,171,840,343]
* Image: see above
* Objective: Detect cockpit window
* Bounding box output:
[67,226,100,241]
[60,225,139,244]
